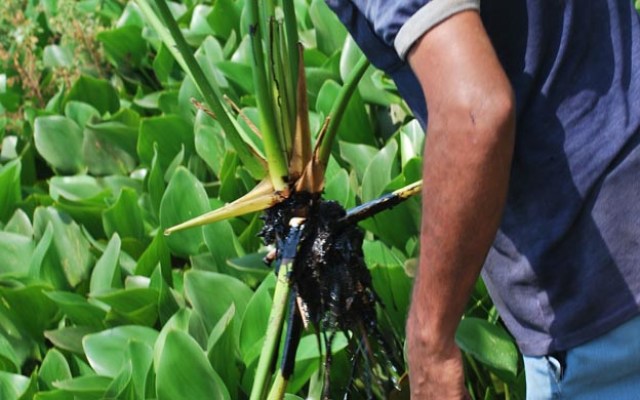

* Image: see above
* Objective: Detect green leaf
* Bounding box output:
[102,188,144,239]
[65,76,120,115]
[137,115,194,170]
[0,333,20,373]
[104,340,154,400]
[456,318,519,383]
[135,231,170,280]
[34,116,85,174]
[97,25,147,68]
[0,232,34,277]
[94,288,159,326]
[4,209,33,237]
[361,139,398,202]
[45,291,106,329]
[0,284,58,340]
[90,234,123,296]
[194,118,226,177]
[39,349,72,390]
[83,326,158,378]
[339,141,378,181]
[207,0,239,40]
[156,330,230,400]
[83,119,139,175]
[159,167,208,256]
[202,208,243,270]
[206,305,237,395]
[49,176,109,203]
[183,270,252,336]
[33,207,94,288]
[0,159,21,222]
[0,371,30,400]
[309,0,347,56]
[316,80,374,146]
[53,375,112,396]
[64,101,100,128]
[239,274,274,365]
[45,326,96,355]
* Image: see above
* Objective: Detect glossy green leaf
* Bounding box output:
[64,101,100,129]
[104,339,154,400]
[0,333,20,373]
[83,325,158,378]
[64,75,120,115]
[45,327,95,355]
[184,270,252,336]
[0,284,59,341]
[97,25,147,67]
[45,291,106,329]
[34,116,85,174]
[0,232,34,277]
[156,330,230,400]
[159,167,208,256]
[194,118,226,177]
[137,115,194,171]
[94,288,159,326]
[83,119,139,175]
[316,80,374,146]
[135,231,170,280]
[361,139,398,202]
[339,141,378,181]
[102,188,144,239]
[206,304,238,396]
[90,234,123,296]
[308,0,347,56]
[39,349,72,390]
[456,318,519,383]
[4,209,32,237]
[53,375,112,396]
[239,274,274,365]
[0,371,30,400]
[33,207,94,288]
[49,175,109,203]
[0,159,21,222]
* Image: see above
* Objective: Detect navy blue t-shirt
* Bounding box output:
[326,0,640,356]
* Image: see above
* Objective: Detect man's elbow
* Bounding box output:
[429,88,516,156]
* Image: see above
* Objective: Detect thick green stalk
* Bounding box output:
[272,20,294,156]
[250,260,293,400]
[139,0,266,178]
[282,0,299,97]
[317,56,370,167]
[247,0,289,190]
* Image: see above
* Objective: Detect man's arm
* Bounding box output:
[406,10,515,398]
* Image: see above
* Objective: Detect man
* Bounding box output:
[325,1,640,398]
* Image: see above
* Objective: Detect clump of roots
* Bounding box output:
[260,192,403,399]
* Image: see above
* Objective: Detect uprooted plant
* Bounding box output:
[138,0,422,398]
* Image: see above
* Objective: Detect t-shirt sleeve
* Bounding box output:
[326,0,480,60]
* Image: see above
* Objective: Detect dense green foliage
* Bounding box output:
[8,0,632,398]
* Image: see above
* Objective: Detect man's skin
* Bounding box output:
[405,10,516,398]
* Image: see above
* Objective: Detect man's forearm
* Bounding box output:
[406,11,515,397]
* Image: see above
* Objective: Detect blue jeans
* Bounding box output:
[523,314,640,399]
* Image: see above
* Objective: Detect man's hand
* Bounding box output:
[406,10,515,398]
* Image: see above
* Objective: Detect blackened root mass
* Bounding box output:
[259,193,403,398]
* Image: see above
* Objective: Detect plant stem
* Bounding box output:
[267,373,289,400]
[138,0,266,178]
[247,0,289,190]
[317,56,370,168]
